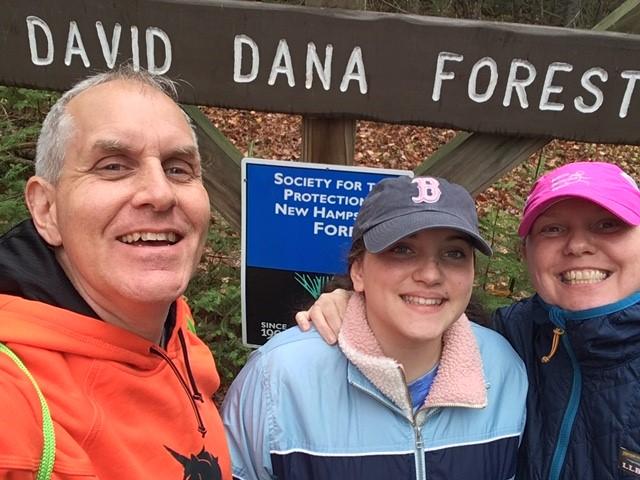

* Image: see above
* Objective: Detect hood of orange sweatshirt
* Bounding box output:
[0,293,183,369]
[0,219,176,355]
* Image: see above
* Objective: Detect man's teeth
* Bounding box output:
[402,295,443,306]
[561,269,608,284]
[119,232,177,244]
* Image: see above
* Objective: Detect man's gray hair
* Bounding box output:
[35,65,198,183]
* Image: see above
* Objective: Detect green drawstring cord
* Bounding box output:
[0,342,56,480]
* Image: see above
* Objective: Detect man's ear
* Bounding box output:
[349,257,365,293]
[24,176,62,246]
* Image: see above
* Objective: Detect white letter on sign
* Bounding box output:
[340,46,367,94]
[306,42,333,91]
[268,39,295,87]
[65,21,90,67]
[503,59,536,108]
[26,16,54,66]
[432,51,463,102]
[96,21,122,69]
[539,62,573,112]
[146,27,171,74]
[619,70,640,118]
[234,34,259,83]
[574,67,607,114]
[468,56,498,103]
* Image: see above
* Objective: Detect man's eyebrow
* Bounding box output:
[168,144,199,159]
[91,138,132,154]
[90,140,199,160]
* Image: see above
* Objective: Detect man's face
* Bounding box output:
[43,80,210,322]
[524,198,640,311]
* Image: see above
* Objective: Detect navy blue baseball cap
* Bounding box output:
[352,176,492,256]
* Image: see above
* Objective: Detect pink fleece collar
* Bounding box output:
[338,293,487,417]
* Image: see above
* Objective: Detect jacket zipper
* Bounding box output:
[349,373,428,479]
[400,367,429,480]
[547,309,581,480]
[150,342,207,437]
[414,421,426,479]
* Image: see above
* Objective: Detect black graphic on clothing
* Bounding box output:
[165,445,222,480]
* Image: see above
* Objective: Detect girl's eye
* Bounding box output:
[388,244,413,256]
[443,250,466,259]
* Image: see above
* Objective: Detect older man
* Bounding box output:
[0,68,231,479]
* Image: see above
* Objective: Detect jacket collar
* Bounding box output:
[0,219,177,341]
[0,219,98,318]
[535,292,640,366]
[339,293,487,417]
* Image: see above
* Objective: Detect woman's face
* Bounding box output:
[524,198,640,311]
[350,228,474,351]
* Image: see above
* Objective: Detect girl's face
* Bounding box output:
[524,198,640,311]
[350,228,474,354]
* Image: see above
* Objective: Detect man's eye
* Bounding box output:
[103,163,125,171]
[165,161,197,180]
[166,166,189,175]
[96,161,131,175]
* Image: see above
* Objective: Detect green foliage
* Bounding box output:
[185,215,250,393]
[0,87,57,233]
[359,0,625,27]
[475,167,536,308]
[476,206,533,302]
[0,163,30,233]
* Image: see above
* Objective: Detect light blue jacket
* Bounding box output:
[223,294,527,480]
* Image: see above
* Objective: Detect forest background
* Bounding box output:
[2,0,639,399]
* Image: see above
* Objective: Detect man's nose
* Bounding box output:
[131,162,177,211]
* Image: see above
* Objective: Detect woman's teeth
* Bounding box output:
[402,295,443,306]
[560,269,608,284]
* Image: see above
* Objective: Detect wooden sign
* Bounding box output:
[3,0,640,144]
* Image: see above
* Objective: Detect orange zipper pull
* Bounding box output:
[541,328,565,364]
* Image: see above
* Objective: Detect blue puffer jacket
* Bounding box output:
[493,292,640,480]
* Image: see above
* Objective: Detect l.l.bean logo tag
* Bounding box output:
[620,447,640,477]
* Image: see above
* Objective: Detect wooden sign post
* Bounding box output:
[2,0,640,227]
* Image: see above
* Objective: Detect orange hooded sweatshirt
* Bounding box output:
[0,293,232,479]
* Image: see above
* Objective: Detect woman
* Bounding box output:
[301,161,640,480]
[494,161,640,480]
[222,175,527,480]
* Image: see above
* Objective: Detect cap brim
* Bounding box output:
[363,211,492,256]
[518,192,640,237]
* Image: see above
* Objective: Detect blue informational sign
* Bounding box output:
[241,158,410,347]
[244,158,410,274]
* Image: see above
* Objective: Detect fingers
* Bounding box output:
[320,289,350,337]
[295,310,312,332]
[306,303,338,345]
[294,289,352,345]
